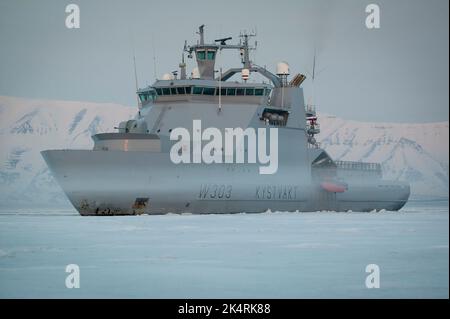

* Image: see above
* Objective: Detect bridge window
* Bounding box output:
[197,50,206,60]
[193,86,203,95]
[245,88,254,96]
[162,88,170,95]
[227,88,236,96]
[175,86,268,97]
[155,88,162,95]
[138,90,156,103]
[203,87,215,95]
[207,51,216,60]
[138,93,148,102]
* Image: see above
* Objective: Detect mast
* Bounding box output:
[179,53,187,80]
[306,50,320,147]
[183,25,283,87]
[198,24,205,45]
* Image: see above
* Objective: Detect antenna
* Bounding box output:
[306,48,325,82]
[218,47,223,113]
[132,50,140,108]
[312,49,316,82]
[239,30,257,69]
[214,37,232,45]
[197,24,205,45]
[133,52,139,89]
[307,49,317,110]
[152,34,157,79]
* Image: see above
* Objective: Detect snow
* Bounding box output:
[0,95,448,297]
[0,96,448,209]
[0,201,448,298]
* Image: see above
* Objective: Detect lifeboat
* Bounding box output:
[320,181,348,193]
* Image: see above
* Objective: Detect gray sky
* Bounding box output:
[0,0,448,122]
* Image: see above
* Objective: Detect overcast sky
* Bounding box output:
[0,0,448,123]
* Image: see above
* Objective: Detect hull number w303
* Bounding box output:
[198,184,232,199]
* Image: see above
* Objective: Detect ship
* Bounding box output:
[41,25,410,215]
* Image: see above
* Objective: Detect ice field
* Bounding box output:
[0,201,448,298]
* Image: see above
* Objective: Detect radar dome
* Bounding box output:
[162,73,174,80]
[276,61,290,75]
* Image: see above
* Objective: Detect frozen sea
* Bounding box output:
[0,201,448,298]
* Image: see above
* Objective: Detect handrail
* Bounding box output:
[335,160,381,172]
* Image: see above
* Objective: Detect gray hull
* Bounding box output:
[42,149,410,216]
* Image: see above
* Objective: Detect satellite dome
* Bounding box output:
[276,61,290,75]
[162,73,174,80]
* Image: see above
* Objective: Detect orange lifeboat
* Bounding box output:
[320,181,348,193]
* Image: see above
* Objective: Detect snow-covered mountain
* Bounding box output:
[0,96,448,208]
[0,96,135,208]
[318,114,448,198]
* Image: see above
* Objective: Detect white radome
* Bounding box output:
[276,61,290,75]
[162,73,175,80]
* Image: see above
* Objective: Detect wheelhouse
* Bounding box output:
[137,88,157,104]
